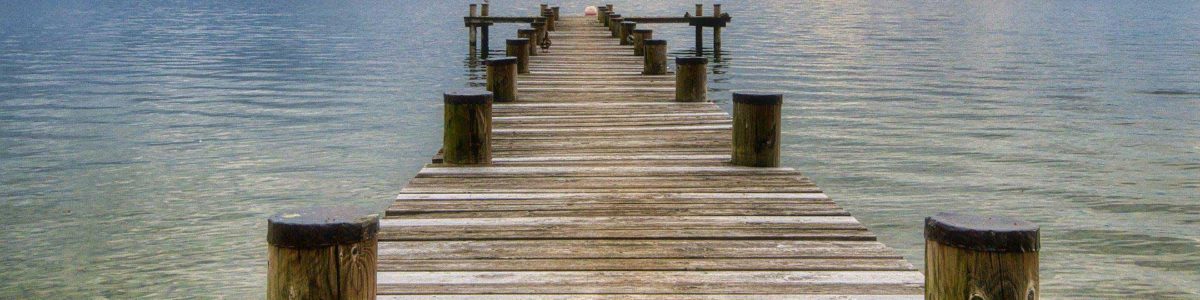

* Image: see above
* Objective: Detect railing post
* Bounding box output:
[608,14,623,38]
[619,22,636,45]
[713,4,722,56]
[506,39,531,74]
[267,207,379,300]
[485,57,518,103]
[926,212,1040,300]
[731,93,781,167]
[675,57,707,102]
[442,90,494,165]
[468,4,477,49]
[642,40,668,75]
[632,29,652,56]
[695,4,704,54]
[518,29,538,56]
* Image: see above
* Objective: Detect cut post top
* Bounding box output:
[485,57,518,66]
[926,212,1040,253]
[733,92,782,105]
[676,56,708,65]
[267,207,380,249]
[444,89,493,104]
[644,39,667,45]
[506,38,530,45]
[633,29,652,34]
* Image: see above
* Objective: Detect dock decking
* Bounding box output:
[376,16,924,298]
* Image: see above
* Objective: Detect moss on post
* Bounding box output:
[731,92,782,167]
[267,207,379,300]
[925,212,1040,300]
[675,57,707,102]
[442,89,493,165]
[642,39,668,75]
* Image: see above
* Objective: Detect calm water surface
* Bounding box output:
[1,1,1197,298]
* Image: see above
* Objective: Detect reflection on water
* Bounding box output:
[1,0,1198,298]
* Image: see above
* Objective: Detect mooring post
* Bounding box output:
[267,207,379,300]
[926,212,1040,300]
[619,22,636,45]
[731,93,782,167]
[518,29,538,56]
[605,4,614,25]
[713,4,722,56]
[480,3,490,57]
[694,4,704,55]
[597,7,608,24]
[675,57,707,102]
[506,39,531,74]
[608,14,623,38]
[443,89,494,165]
[532,20,547,50]
[552,6,560,22]
[485,57,518,103]
[642,39,668,75]
[541,5,555,31]
[469,4,478,49]
[632,29,652,56]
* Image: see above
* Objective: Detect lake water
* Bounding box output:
[1,0,1197,298]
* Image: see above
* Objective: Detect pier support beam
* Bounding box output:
[925,212,1040,300]
[506,39,530,74]
[267,207,379,300]
[713,4,722,57]
[480,4,490,58]
[443,90,494,165]
[619,22,636,45]
[485,57,518,103]
[675,57,707,102]
[632,29,652,56]
[694,4,704,55]
[731,93,782,167]
[468,4,477,49]
[642,40,668,75]
[518,29,538,56]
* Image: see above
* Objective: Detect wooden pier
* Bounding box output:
[377,15,925,298]
[265,5,1042,300]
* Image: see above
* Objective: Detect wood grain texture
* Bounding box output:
[379,15,921,297]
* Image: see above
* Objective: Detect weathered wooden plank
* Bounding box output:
[376,271,924,294]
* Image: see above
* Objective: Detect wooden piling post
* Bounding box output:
[642,39,668,75]
[731,92,782,167]
[925,212,1040,300]
[605,4,614,24]
[469,4,477,49]
[480,3,490,57]
[506,39,531,74]
[632,29,652,56]
[608,15,623,38]
[675,57,707,102]
[443,89,494,165]
[518,29,538,56]
[485,57,518,103]
[532,20,547,50]
[619,22,636,45]
[713,4,722,55]
[597,6,608,23]
[694,4,704,54]
[541,5,555,31]
[267,207,379,300]
[552,7,560,21]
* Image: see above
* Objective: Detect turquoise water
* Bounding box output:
[1,1,1197,298]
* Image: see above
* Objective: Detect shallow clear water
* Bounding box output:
[1,0,1197,298]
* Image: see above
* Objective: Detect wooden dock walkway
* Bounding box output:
[375,16,924,298]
